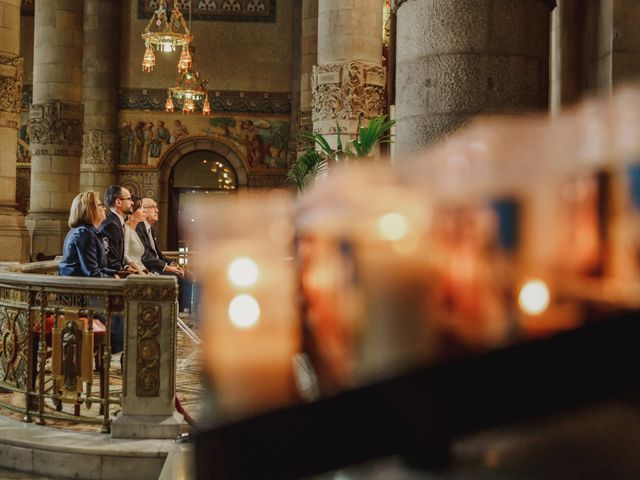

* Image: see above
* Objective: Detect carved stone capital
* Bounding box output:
[0,55,23,129]
[81,129,118,168]
[28,101,83,156]
[311,61,386,131]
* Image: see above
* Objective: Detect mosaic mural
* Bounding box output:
[138,0,276,22]
[118,114,290,170]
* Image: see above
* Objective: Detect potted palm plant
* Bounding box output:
[287,115,395,192]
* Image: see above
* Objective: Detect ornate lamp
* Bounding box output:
[166,46,211,116]
[141,0,192,72]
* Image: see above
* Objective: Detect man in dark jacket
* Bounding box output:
[138,197,191,310]
[97,185,134,355]
[137,197,184,276]
[98,185,134,272]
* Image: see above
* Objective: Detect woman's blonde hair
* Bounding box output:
[68,191,101,228]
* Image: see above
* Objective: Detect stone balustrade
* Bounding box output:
[0,268,180,438]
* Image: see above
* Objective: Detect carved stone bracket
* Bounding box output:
[28,101,83,156]
[0,55,23,129]
[81,129,118,169]
[311,61,386,129]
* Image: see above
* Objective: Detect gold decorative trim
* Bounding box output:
[136,303,161,397]
[124,285,176,301]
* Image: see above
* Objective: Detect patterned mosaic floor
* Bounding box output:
[0,324,204,433]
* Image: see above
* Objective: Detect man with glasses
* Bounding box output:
[97,185,135,356]
[99,185,135,273]
[137,198,184,276]
[138,198,191,310]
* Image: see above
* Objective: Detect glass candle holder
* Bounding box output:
[190,192,300,420]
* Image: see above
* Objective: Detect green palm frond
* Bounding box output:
[349,116,396,157]
[289,116,395,192]
[286,149,327,192]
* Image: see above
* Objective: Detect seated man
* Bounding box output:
[136,198,191,310]
[97,185,135,354]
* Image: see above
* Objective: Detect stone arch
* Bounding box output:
[155,135,249,249]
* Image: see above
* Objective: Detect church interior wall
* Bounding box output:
[120,0,293,92]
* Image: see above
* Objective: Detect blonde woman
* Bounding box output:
[124,196,148,274]
[58,191,118,278]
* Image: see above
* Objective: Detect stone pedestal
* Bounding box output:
[312,0,385,147]
[112,276,183,439]
[0,0,30,261]
[80,0,119,196]
[395,0,552,155]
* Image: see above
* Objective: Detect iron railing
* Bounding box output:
[0,269,178,433]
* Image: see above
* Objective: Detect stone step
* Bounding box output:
[0,414,174,479]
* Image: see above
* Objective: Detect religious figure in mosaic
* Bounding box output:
[241,119,265,168]
[143,122,155,161]
[170,119,189,144]
[133,121,146,164]
[118,122,135,164]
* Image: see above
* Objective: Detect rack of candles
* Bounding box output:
[188,86,640,422]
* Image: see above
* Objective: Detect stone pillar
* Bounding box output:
[395,0,553,155]
[0,0,30,261]
[312,0,386,147]
[611,0,640,87]
[288,0,302,161]
[27,0,83,258]
[298,0,317,154]
[112,276,182,439]
[80,0,119,197]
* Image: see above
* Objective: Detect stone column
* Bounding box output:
[312,0,386,147]
[0,0,30,262]
[287,0,302,161]
[611,0,640,87]
[298,0,317,154]
[395,0,553,155]
[112,276,182,439]
[27,0,83,258]
[80,0,119,197]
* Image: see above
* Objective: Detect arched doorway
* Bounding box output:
[169,151,238,249]
[158,136,248,250]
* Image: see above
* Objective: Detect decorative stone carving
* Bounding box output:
[28,101,83,156]
[118,172,159,200]
[0,55,23,129]
[136,303,161,397]
[312,61,386,124]
[81,130,118,167]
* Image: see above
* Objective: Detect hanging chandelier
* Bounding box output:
[141,0,192,72]
[165,46,211,116]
